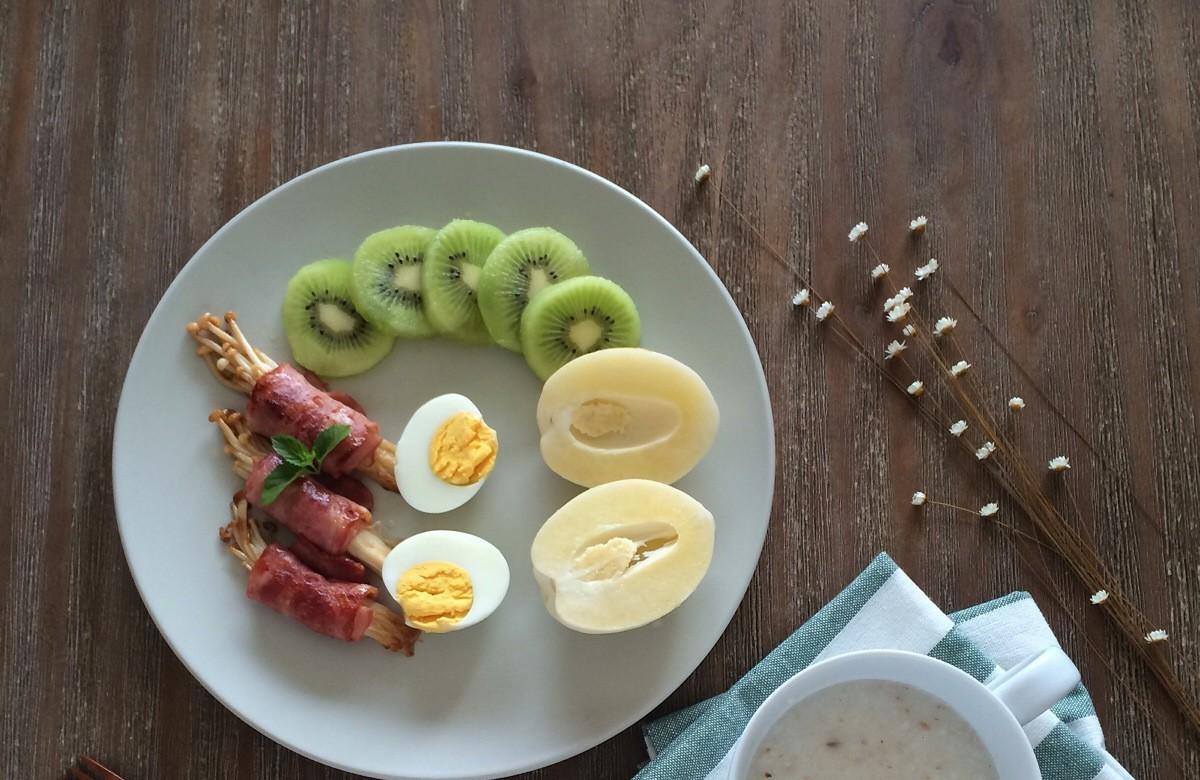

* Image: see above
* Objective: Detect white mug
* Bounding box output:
[728,646,1081,779]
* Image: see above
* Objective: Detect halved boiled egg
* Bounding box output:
[381,530,510,633]
[394,393,498,513]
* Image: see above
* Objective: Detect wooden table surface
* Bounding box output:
[5,1,1199,777]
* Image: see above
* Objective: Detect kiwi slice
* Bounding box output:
[519,276,641,380]
[282,259,395,377]
[350,225,437,338]
[477,228,591,352]
[422,219,506,344]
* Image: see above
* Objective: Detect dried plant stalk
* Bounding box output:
[710,185,1200,754]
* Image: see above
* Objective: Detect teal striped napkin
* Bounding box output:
[638,553,1132,780]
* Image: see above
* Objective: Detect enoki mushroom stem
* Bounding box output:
[209,409,390,574]
[186,312,277,394]
[220,497,416,654]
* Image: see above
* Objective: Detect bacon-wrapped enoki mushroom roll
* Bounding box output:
[187,312,397,491]
[221,497,418,654]
[210,409,392,574]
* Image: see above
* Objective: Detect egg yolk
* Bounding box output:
[429,412,498,485]
[395,561,474,633]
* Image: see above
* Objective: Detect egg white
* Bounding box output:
[395,393,493,513]
[381,530,511,631]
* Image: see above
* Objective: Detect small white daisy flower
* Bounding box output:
[1090,590,1109,605]
[792,289,811,306]
[814,301,835,321]
[909,215,928,233]
[975,441,997,460]
[693,163,711,184]
[1048,456,1071,472]
[949,360,971,377]
[914,258,939,281]
[883,287,914,313]
[1008,396,1026,410]
[906,380,925,397]
[1145,629,1169,644]
[902,324,917,337]
[870,263,890,280]
[884,340,907,361]
[886,302,912,323]
[979,502,999,517]
[949,420,968,437]
[848,222,869,242]
[911,491,927,506]
[933,316,957,337]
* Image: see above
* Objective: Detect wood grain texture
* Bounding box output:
[3,0,1198,776]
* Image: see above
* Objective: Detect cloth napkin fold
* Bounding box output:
[637,553,1133,780]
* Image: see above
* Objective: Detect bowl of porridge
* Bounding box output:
[729,647,1080,780]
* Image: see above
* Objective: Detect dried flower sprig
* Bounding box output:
[700,177,1198,751]
[915,258,939,281]
[1091,589,1110,605]
[1048,456,1071,472]
[933,317,957,337]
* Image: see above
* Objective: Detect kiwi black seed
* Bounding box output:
[477,227,591,352]
[282,259,395,377]
[519,275,641,380]
[350,225,437,338]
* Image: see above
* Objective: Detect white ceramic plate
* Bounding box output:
[113,142,774,779]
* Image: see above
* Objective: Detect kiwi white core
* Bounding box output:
[462,263,482,290]
[569,320,604,351]
[528,269,552,299]
[392,264,422,292]
[318,302,358,334]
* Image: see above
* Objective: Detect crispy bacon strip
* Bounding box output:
[210,409,392,574]
[243,453,371,555]
[221,497,418,654]
[187,312,397,490]
[246,364,380,477]
[289,534,369,583]
[248,544,377,641]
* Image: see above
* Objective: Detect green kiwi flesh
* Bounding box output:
[350,225,437,338]
[422,219,506,344]
[477,227,591,352]
[282,259,395,377]
[519,276,641,380]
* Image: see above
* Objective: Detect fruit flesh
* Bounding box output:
[422,219,505,344]
[530,479,714,634]
[282,258,395,377]
[350,225,437,338]
[477,227,591,352]
[519,276,641,381]
[536,348,718,486]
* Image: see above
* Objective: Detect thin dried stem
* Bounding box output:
[710,182,1200,744]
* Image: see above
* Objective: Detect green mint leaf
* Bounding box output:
[312,423,351,466]
[272,435,314,468]
[260,461,302,505]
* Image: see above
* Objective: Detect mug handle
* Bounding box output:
[985,646,1081,726]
